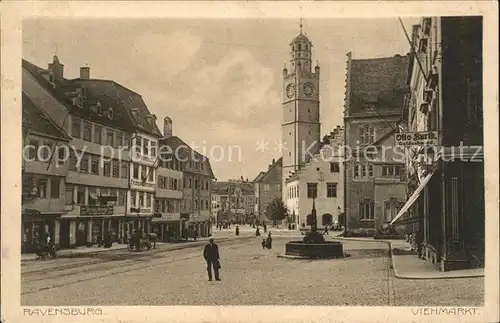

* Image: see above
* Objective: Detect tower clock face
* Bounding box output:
[303,82,315,96]
[286,84,296,99]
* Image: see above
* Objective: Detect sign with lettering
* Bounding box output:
[80,206,114,216]
[130,179,156,189]
[395,131,438,147]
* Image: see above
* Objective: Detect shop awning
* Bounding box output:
[390,172,434,225]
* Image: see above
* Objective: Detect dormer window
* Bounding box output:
[108,107,114,120]
[96,102,103,115]
[48,73,55,84]
[131,109,139,119]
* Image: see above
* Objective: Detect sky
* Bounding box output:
[23,17,419,181]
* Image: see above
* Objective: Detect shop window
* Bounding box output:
[50,177,60,198]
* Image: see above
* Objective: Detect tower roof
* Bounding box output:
[290,19,312,45]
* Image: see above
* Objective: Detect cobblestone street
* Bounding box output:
[22,234,484,306]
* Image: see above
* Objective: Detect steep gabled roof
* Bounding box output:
[161,136,216,179]
[22,92,71,141]
[348,54,409,116]
[259,157,282,183]
[22,58,162,137]
[252,171,266,183]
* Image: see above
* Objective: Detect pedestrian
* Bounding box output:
[266,232,272,249]
[193,228,198,241]
[235,225,240,236]
[261,238,266,249]
[203,238,221,281]
[323,226,329,235]
[255,227,261,236]
[263,223,267,233]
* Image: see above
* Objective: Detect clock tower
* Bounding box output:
[281,22,321,200]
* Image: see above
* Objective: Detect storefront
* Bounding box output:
[21,209,61,253]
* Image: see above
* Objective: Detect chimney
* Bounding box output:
[80,66,90,80]
[163,116,173,138]
[48,55,64,83]
[272,158,275,164]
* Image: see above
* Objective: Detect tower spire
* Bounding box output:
[299,18,303,34]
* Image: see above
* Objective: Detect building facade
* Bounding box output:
[22,56,161,248]
[152,117,183,240]
[343,53,409,231]
[165,136,215,238]
[253,158,282,224]
[281,26,321,201]
[285,126,345,229]
[212,178,255,224]
[393,16,484,271]
[22,93,72,252]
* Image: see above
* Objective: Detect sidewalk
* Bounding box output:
[21,236,221,262]
[332,236,484,279]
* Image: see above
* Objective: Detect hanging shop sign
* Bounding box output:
[395,131,438,147]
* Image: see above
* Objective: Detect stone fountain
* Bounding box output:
[279,198,344,259]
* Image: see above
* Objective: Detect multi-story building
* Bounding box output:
[253,158,282,224]
[281,25,321,201]
[164,136,215,237]
[21,92,72,252]
[285,126,345,229]
[211,191,222,224]
[211,178,254,224]
[152,117,183,240]
[22,56,161,247]
[343,53,409,231]
[391,16,484,271]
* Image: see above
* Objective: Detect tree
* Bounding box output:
[265,198,288,226]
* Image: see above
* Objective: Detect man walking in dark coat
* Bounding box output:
[203,238,221,281]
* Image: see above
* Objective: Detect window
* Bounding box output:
[189,178,192,189]
[264,184,270,192]
[41,142,51,160]
[94,126,102,144]
[143,139,149,156]
[65,184,74,205]
[307,183,318,199]
[205,181,209,190]
[112,162,119,178]
[139,192,144,207]
[141,166,147,181]
[131,191,136,207]
[103,162,111,177]
[150,141,157,158]
[113,132,122,148]
[80,155,89,173]
[121,163,128,179]
[118,190,126,206]
[326,183,337,198]
[108,107,114,119]
[90,157,99,175]
[57,146,65,165]
[359,125,375,144]
[382,166,402,177]
[330,162,340,173]
[353,164,360,178]
[362,165,366,177]
[83,122,92,141]
[76,186,86,205]
[69,152,77,171]
[154,199,160,213]
[368,165,373,177]
[359,199,374,220]
[206,200,209,209]
[124,135,130,148]
[146,193,151,207]
[201,162,204,170]
[195,180,199,190]
[173,179,178,190]
[106,129,114,147]
[50,177,60,198]
[28,140,39,160]
[148,168,154,182]
[71,117,81,138]
[133,164,139,179]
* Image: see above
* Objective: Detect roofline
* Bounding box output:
[350,54,409,62]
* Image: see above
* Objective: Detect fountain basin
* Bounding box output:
[279,240,344,259]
